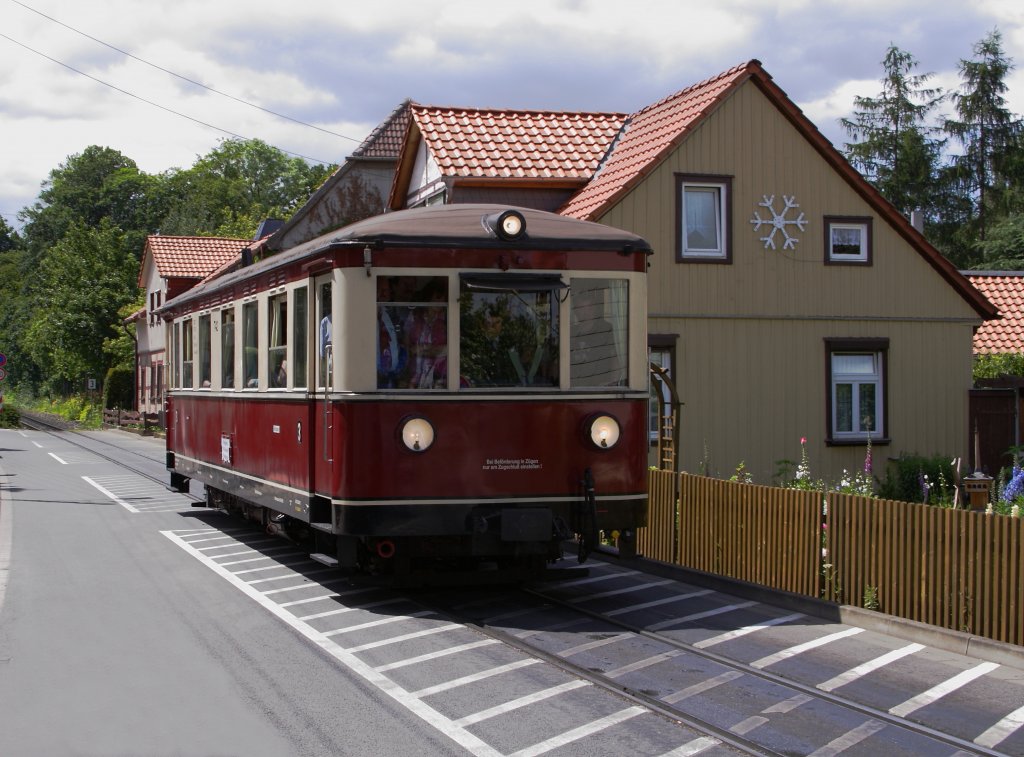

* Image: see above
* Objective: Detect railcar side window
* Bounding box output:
[220,308,235,389]
[171,322,179,389]
[570,279,628,387]
[377,276,448,389]
[181,318,194,389]
[459,277,559,388]
[243,302,258,388]
[268,294,288,388]
[293,286,308,389]
[198,314,212,388]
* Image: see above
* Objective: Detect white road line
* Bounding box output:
[817,643,924,693]
[514,617,590,639]
[750,627,864,669]
[347,623,462,654]
[479,606,546,625]
[550,569,641,588]
[410,659,540,698]
[246,568,334,585]
[657,736,721,756]
[262,577,350,595]
[298,598,403,621]
[508,706,646,757]
[185,535,238,545]
[557,632,633,658]
[31,440,43,448]
[693,612,804,649]
[975,702,1024,749]
[323,610,435,637]
[605,589,713,617]
[48,453,67,465]
[731,716,768,735]
[662,671,744,705]
[763,693,813,714]
[234,563,308,576]
[376,639,501,673]
[82,476,139,512]
[162,531,502,757]
[453,680,589,727]
[646,601,758,632]
[568,578,675,602]
[218,556,269,566]
[606,649,682,678]
[889,661,999,718]
[806,720,887,756]
[277,587,372,607]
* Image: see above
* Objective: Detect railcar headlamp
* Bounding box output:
[400,416,435,452]
[587,414,621,450]
[484,209,527,241]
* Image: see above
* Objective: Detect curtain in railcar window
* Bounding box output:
[181,319,194,389]
[268,294,288,388]
[220,308,235,389]
[198,314,212,388]
[243,302,258,388]
[293,287,308,389]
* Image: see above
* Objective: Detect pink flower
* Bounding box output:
[800,436,807,445]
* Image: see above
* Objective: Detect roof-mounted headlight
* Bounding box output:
[484,209,526,241]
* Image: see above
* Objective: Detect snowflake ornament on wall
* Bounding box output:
[749,194,807,250]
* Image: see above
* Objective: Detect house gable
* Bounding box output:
[388,104,628,211]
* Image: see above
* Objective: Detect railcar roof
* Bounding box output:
[161,204,651,313]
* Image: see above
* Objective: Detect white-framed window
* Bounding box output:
[825,216,872,265]
[677,174,731,262]
[826,338,887,443]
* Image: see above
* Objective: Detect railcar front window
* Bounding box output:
[243,302,258,388]
[460,277,559,388]
[181,318,194,389]
[268,294,288,388]
[221,308,235,389]
[377,276,448,389]
[198,314,211,388]
[293,286,308,389]
[570,279,628,387]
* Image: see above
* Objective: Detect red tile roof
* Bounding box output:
[351,99,412,160]
[410,105,628,180]
[966,274,1020,353]
[144,235,251,282]
[561,61,754,219]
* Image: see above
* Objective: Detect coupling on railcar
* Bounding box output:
[161,205,651,583]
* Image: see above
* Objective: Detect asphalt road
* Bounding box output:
[2,426,1023,756]
[0,428,461,757]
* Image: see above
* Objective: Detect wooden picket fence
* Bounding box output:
[639,470,1024,646]
[102,408,162,433]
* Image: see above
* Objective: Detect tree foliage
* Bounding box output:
[22,222,138,387]
[1,138,335,397]
[841,45,946,218]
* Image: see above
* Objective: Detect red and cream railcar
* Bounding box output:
[163,204,650,579]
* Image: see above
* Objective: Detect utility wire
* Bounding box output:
[0,30,335,165]
[9,0,360,144]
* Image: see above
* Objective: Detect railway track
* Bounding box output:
[16,420,1022,755]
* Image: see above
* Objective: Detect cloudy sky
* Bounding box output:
[2,0,1023,229]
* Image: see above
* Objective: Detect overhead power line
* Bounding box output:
[0,30,335,165]
[10,0,360,144]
